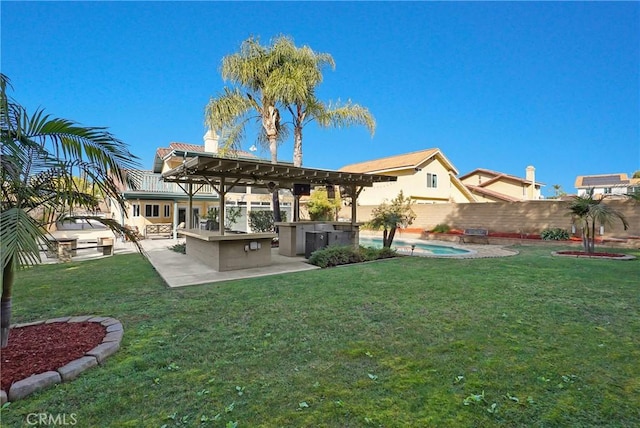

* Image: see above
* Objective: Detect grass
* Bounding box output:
[2,245,639,427]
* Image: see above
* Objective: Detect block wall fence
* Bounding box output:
[341,200,640,237]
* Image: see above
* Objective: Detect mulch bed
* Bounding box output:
[0,322,106,391]
[555,251,628,258]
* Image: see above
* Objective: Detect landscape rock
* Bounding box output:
[68,315,93,323]
[45,317,71,324]
[8,371,61,401]
[86,342,120,364]
[102,330,124,343]
[57,356,98,382]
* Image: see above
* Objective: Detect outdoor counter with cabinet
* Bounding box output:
[275,221,361,257]
[180,229,276,271]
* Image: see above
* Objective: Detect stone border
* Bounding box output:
[1,316,123,404]
[551,251,636,261]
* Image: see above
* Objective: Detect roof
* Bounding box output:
[153,142,257,173]
[161,154,398,189]
[340,148,456,174]
[459,168,544,187]
[574,173,633,188]
[465,185,521,202]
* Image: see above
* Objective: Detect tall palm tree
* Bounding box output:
[1,74,141,347]
[206,36,296,222]
[275,40,376,168]
[567,189,628,253]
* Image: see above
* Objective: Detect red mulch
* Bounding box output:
[488,232,542,239]
[555,251,627,258]
[429,230,543,239]
[0,322,106,391]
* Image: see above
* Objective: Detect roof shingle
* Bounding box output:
[340,149,441,173]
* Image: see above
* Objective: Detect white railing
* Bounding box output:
[130,172,216,195]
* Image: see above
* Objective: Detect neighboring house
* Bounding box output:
[575,173,640,198]
[108,130,292,236]
[459,166,544,202]
[339,149,476,205]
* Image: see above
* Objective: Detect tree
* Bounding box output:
[551,184,566,198]
[366,191,416,248]
[566,189,628,253]
[1,74,141,347]
[305,187,341,221]
[632,170,640,179]
[273,37,375,167]
[206,36,294,223]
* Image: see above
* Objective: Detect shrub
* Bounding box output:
[431,224,451,233]
[308,245,398,268]
[248,210,287,232]
[541,228,570,240]
[169,243,186,254]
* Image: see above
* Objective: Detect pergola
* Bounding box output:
[161,153,397,234]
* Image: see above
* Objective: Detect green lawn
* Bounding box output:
[2,245,639,427]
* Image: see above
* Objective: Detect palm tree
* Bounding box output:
[1,74,141,347]
[272,38,376,168]
[206,36,296,222]
[567,189,629,253]
[551,184,566,198]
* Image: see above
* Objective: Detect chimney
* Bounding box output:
[526,166,536,199]
[203,129,219,153]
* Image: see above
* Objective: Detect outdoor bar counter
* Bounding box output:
[180,229,276,271]
[275,221,361,257]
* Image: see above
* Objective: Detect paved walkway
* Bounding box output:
[43,230,518,288]
[140,238,319,288]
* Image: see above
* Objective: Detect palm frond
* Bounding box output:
[316,100,376,136]
[1,208,48,269]
[205,87,256,151]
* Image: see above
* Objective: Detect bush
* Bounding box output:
[169,243,186,254]
[431,224,451,233]
[541,228,570,240]
[308,245,398,268]
[248,210,287,232]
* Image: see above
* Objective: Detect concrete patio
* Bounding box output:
[140,238,319,288]
[44,229,518,288]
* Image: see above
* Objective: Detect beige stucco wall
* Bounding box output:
[343,199,640,238]
[461,173,541,201]
[356,161,465,205]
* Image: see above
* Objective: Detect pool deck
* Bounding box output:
[44,230,518,288]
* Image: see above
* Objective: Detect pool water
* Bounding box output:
[359,236,471,256]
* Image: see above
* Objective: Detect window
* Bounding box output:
[163,204,170,218]
[132,204,140,217]
[603,188,612,194]
[426,173,438,188]
[145,204,160,217]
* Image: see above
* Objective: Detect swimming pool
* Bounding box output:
[359,236,472,256]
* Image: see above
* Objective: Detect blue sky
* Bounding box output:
[2,1,638,197]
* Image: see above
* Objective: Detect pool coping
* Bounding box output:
[358,234,519,259]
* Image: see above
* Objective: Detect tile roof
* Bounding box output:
[339,148,442,173]
[459,168,543,186]
[465,185,521,202]
[155,142,257,161]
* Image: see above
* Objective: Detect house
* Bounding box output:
[575,173,640,198]
[339,149,476,205]
[459,166,544,202]
[108,130,293,237]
